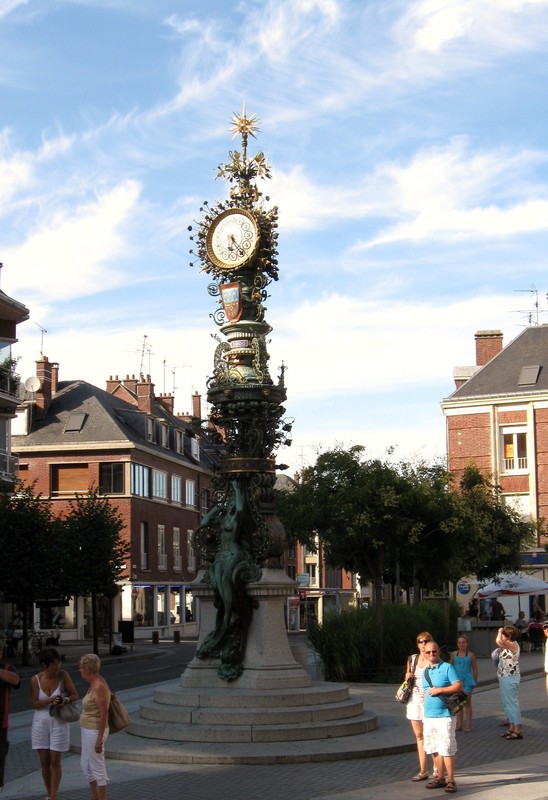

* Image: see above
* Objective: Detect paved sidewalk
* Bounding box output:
[0,647,546,799]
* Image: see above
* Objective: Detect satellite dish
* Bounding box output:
[24,376,41,393]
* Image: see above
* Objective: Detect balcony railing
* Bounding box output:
[0,451,19,481]
[0,366,20,398]
[158,553,167,571]
[503,457,528,472]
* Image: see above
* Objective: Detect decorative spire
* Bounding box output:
[217,104,271,205]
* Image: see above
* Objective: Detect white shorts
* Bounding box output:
[80,726,109,787]
[406,688,424,722]
[31,713,70,752]
[423,716,457,757]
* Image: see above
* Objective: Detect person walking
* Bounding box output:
[30,647,79,800]
[404,631,436,782]
[496,625,522,739]
[422,642,463,793]
[79,654,111,800]
[450,635,478,732]
[0,635,20,788]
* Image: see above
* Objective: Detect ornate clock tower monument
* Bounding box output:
[128,113,373,757]
[188,108,293,682]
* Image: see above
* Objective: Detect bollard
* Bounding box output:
[152,631,159,644]
[173,630,181,644]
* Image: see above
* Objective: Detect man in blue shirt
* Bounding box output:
[422,642,462,793]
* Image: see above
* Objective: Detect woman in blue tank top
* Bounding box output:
[450,635,478,732]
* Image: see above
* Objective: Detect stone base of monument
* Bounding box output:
[124,569,378,763]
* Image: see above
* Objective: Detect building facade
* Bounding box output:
[12,356,216,640]
[0,286,29,493]
[441,327,548,581]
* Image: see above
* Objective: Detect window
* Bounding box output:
[187,529,196,572]
[173,527,182,571]
[146,417,154,442]
[503,494,531,520]
[175,430,184,454]
[190,438,200,461]
[185,479,196,507]
[158,525,167,570]
[501,429,528,472]
[200,489,209,516]
[171,475,182,504]
[99,463,125,494]
[306,563,318,586]
[160,424,169,448]
[140,522,149,570]
[51,464,89,495]
[131,463,151,497]
[152,469,168,499]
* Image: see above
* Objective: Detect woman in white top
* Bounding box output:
[30,647,78,800]
[404,631,435,782]
[496,625,522,740]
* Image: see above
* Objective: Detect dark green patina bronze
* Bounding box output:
[190,111,290,681]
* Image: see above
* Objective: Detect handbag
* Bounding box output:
[108,691,130,734]
[395,654,418,704]
[48,673,81,723]
[424,667,468,716]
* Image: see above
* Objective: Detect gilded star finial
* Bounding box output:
[229,103,260,141]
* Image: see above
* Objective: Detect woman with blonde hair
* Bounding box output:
[79,654,111,799]
[404,631,436,782]
[450,635,478,732]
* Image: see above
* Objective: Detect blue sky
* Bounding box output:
[2,0,548,474]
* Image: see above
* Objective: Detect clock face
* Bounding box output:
[206,209,259,270]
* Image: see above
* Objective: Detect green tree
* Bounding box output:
[448,464,535,581]
[63,488,129,655]
[0,484,67,664]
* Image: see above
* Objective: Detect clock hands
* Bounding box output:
[227,233,246,257]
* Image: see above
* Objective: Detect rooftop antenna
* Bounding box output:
[35,322,48,354]
[512,286,543,326]
[139,334,154,376]
[162,359,191,394]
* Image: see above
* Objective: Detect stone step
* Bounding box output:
[138,696,364,726]
[151,681,350,709]
[128,709,377,743]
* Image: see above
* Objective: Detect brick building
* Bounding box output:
[12,356,216,641]
[0,286,29,492]
[441,327,548,567]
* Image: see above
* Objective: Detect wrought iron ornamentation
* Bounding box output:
[191,109,291,681]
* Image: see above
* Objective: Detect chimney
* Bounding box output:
[34,355,53,420]
[106,375,120,394]
[475,330,503,366]
[123,374,138,395]
[158,393,174,414]
[51,362,59,394]
[192,391,202,421]
[137,374,155,414]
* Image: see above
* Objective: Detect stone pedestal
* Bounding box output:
[129,569,376,754]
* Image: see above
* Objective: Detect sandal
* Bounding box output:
[426,778,447,789]
[411,772,429,782]
[506,731,523,740]
[445,781,457,793]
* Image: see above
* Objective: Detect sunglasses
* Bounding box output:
[417,639,430,644]
[425,650,439,654]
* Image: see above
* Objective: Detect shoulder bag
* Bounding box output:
[423,667,468,715]
[108,690,130,734]
[49,672,81,723]
[395,654,418,704]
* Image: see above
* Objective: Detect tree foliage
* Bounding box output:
[0,483,68,663]
[63,488,129,654]
[277,446,534,604]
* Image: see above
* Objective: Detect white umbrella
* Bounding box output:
[476,572,548,597]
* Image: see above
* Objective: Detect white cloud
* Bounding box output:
[4,180,141,302]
